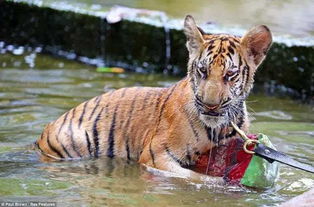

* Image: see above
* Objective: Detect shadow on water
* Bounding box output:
[0,51,313,206]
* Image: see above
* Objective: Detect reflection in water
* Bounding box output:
[0,54,313,206]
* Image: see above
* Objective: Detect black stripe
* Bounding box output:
[153,93,162,117]
[187,117,200,141]
[57,112,69,137]
[123,93,137,161]
[165,146,186,167]
[244,65,250,89]
[46,132,64,159]
[60,142,73,158]
[37,143,45,154]
[78,101,89,128]
[233,75,241,83]
[186,145,192,165]
[218,125,227,140]
[138,150,143,161]
[213,128,218,143]
[85,131,92,157]
[107,106,118,158]
[227,104,245,138]
[123,94,137,132]
[226,53,233,62]
[207,44,215,52]
[217,41,223,54]
[93,108,104,158]
[239,56,246,91]
[126,138,131,161]
[208,39,215,45]
[149,142,156,167]
[151,86,177,140]
[212,53,219,60]
[239,55,243,68]
[88,96,102,121]
[229,40,236,48]
[241,64,249,93]
[237,111,244,129]
[192,59,197,73]
[147,85,177,167]
[157,84,177,122]
[198,53,203,61]
[140,91,151,111]
[68,109,82,157]
[206,127,219,144]
[234,38,240,43]
[206,127,213,141]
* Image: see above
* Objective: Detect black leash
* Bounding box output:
[231,122,314,174]
[254,143,314,173]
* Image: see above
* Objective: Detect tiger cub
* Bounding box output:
[36,15,272,182]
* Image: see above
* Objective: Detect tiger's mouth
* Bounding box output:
[194,96,227,117]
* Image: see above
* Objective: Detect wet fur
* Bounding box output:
[36,15,272,182]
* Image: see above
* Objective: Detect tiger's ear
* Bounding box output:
[184,15,205,54]
[241,25,272,67]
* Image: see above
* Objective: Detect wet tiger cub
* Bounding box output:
[36,15,272,182]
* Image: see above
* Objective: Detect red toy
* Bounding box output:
[194,134,265,185]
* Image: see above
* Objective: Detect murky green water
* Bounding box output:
[24,0,314,38]
[0,53,313,206]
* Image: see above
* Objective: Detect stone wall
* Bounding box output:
[0,1,313,100]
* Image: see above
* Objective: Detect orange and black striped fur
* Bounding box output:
[36,15,272,181]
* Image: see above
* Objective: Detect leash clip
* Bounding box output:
[230,122,259,154]
[243,139,259,154]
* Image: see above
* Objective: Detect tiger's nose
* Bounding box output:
[204,103,220,110]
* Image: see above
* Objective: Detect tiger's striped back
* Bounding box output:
[37,87,166,161]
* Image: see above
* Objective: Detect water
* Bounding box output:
[0,53,313,206]
[16,0,314,38]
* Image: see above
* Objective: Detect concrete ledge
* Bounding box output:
[0,1,313,100]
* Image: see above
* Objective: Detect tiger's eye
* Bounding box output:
[199,66,207,73]
[225,69,238,81]
[226,70,236,76]
[198,63,207,73]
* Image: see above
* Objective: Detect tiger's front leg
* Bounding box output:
[139,145,224,184]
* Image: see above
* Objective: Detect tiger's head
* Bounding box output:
[183,15,272,128]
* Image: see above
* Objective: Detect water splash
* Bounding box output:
[24,53,36,68]
[161,14,172,73]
